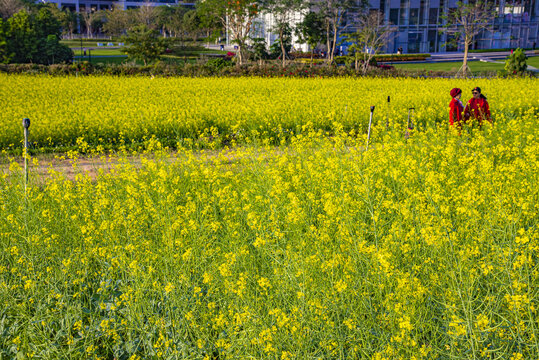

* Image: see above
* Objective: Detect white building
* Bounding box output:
[250,11,309,52]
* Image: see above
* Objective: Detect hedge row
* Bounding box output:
[296,54,431,64]
[0,62,395,77]
[374,54,431,61]
[0,61,515,79]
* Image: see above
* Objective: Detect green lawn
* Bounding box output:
[393,56,539,72]
[73,49,125,56]
[526,56,539,68]
[392,60,505,72]
[61,39,119,47]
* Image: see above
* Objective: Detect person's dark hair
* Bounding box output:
[472,87,487,100]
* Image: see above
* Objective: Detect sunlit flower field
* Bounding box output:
[0,76,538,359]
[0,75,537,151]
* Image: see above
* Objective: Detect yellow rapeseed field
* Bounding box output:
[0,75,538,359]
[0,75,537,151]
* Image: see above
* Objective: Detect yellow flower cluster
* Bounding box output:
[0,76,538,359]
[0,75,537,152]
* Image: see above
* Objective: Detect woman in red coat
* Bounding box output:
[464,87,491,125]
[449,88,464,128]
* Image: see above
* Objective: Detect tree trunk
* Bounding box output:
[330,20,338,64]
[237,43,243,65]
[462,37,470,77]
[326,21,331,63]
[280,27,286,67]
[362,52,369,74]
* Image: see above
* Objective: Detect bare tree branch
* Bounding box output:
[440,0,495,77]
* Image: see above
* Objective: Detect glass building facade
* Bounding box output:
[372,0,538,52]
[46,0,194,13]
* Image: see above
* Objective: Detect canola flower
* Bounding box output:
[1,106,538,359]
[0,76,538,359]
[0,75,537,152]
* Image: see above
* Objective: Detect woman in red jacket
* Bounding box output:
[449,88,464,128]
[464,87,491,125]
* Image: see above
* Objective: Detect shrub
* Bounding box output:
[505,48,528,74]
[204,58,234,73]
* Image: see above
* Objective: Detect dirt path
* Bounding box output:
[0,147,289,182]
[1,155,143,181]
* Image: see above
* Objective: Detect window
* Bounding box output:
[419,0,426,24]
[390,9,399,24]
[429,8,438,24]
[400,0,408,25]
[408,32,422,52]
[61,4,76,11]
[428,30,437,52]
[445,33,458,51]
[410,8,419,25]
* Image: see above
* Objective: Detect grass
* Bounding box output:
[73,49,125,56]
[392,56,539,72]
[392,60,505,72]
[61,39,120,48]
[526,56,539,68]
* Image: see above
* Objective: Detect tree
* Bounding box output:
[440,0,495,78]
[41,33,72,64]
[168,6,187,38]
[0,17,11,62]
[183,9,201,42]
[6,9,36,62]
[251,37,269,65]
[0,0,24,20]
[268,22,292,60]
[196,4,222,44]
[260,0,305,66]
[41,3,76,39]
[34,5,62,39]
[102,5,128,38]
[343,11,394,74]
[59,9,77,39]
[122,24,165,65]
[80,9,102,38]
[197,0,259,65]
[137,1,156,28]
[318,0,364,64]
[155,6,175,38]
[295,11,324,63]
[4,8,72,64]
